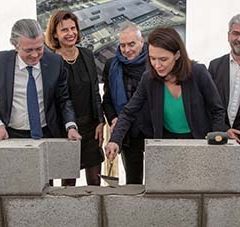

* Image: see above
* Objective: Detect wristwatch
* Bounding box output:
[66,125,78,132]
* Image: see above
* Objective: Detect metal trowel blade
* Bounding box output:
[99,175,119,187]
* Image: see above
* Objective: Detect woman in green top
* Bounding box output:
[105,27,227,161]
[163,85,191,137]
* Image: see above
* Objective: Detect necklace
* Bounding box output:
[58,47,78,65]
[65,57,77,65]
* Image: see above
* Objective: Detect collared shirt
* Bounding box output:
[228,53,240,126]
[0,54,76,132]
[8,54,46,130]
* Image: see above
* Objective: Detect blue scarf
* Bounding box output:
[109,44,148,114]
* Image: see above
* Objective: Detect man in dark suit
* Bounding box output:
[0,18,81,141]
[209,14,240,142]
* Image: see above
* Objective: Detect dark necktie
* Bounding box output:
[26,66,43,139]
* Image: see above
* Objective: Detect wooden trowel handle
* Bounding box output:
[107,161,114,177]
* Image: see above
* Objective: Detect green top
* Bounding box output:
[163,85,191,133]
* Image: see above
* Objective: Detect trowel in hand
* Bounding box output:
[99,161,119,187]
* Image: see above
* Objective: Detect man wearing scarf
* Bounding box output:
[102,22,149,184]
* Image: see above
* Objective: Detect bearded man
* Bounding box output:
[209,14,240,141]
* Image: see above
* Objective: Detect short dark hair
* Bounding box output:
[45,10,81,50]
[147,27,192,83]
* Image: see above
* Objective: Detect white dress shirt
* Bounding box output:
[0,54,76,131]
[8,55,46,130]
[228,54,240,127]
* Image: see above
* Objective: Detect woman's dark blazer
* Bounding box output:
[77,47,105,124]
[110,63,226,146]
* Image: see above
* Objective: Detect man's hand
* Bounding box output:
[95,122,104,147]
[227,128,240,143]
[67,128,81,141]
[0,125,9,140]
[105,142,119,161]
[110,117,118,133]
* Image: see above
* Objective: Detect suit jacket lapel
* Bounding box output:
[182,80,192,131]
[215,55,230,127]
[219,55,230,109]
[6,51,17,118]
[40,54,49,111]
[80,48,95,83]
[151,79,163,138]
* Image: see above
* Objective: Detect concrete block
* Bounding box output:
[145,139,240,193]
[45,139,80,179]
[204,194,240,227]
[103,194,200,227]
[0,140,48,195]
[3,195,101,227]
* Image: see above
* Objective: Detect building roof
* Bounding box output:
[74,0,158,30]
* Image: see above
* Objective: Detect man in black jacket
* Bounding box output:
[209,14,240,142]
[102,22,149,184]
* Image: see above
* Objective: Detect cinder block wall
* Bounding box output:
[1,139,240,227]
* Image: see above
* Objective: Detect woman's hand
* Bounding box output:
[95,122,104,147]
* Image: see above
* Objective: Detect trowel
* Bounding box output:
[99,161,119,187]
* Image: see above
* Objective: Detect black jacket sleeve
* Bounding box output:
[194,64,226,131]
[79,47,105,124]
[88,50,105,124]
[102,58,118,125]
[208,58,230,131]
[109,74,148,147]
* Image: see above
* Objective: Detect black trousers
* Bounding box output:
[7,126,53,138]
[121,133,144,184]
